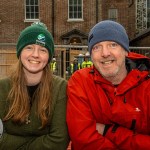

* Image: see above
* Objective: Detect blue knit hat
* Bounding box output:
[16,22,54,63]
[88,20,129,54]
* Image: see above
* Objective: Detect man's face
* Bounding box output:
[91,41,128,79]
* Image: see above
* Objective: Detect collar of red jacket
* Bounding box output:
[91,52,150,90]
[127,52,150,71]
[127,52,150,60]
[93,68,148,93]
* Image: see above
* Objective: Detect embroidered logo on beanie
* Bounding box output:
[36,34,46,46]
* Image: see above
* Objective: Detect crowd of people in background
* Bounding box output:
[67,52,93,76]
[50,52,93,76]
[51,52,93,77]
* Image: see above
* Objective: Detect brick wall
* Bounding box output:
[53,0,98,44]
[0,0,137,45]
[101,0,136,39]
[0,0,53,43]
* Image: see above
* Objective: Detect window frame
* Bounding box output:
[24,0,40,22]
[108,8,118,22]
[68,0,83,22]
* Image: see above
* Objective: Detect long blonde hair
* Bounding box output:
[3,59,53,128]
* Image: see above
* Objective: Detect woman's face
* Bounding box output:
[20,44,49,75]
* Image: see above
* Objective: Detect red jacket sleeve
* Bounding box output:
[66,74,117,150]
[103,85,150,150]
[105,125,150,150]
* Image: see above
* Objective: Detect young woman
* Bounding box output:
[0,22,69,150]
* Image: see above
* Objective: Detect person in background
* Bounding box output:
[81,52,93,68]
[67,20,150,150]
[50,57,57,74]
[70,58,81,74]
[77,53,84,66]
[0,22,69,149]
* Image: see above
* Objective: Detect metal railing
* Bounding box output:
[129,47,150,57]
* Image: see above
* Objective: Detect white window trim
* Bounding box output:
[24,19,40,22]
[67,18,84,22]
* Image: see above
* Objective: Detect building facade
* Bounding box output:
[0,0,141,46]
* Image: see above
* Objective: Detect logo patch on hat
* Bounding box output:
[36,34,46,46]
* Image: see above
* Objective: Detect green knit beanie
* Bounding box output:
[16,22,54,62]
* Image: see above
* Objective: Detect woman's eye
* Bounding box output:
[40,48,48,53]
[24,46,33,50]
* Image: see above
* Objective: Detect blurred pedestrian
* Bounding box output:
[70,58,81,74]
[81,52,93,68]
[50,57,57,74]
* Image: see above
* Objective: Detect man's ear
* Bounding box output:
[125,51,128,57]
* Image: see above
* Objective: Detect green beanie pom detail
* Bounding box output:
[16,22,54,62]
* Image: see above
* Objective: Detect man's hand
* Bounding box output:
[96,123,105,135]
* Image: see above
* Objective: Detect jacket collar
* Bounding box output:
[91,52,150,94]
[92,67,149,95]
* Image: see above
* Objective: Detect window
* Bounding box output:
[108,9,118,21]
[68,0,83,20]
[25,0,39,20]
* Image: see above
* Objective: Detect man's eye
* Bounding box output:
[110,43,118,48]
[93,45,101,51]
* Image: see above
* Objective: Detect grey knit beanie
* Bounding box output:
[88,20,129,54]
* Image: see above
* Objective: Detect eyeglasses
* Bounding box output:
[92,42,119,52]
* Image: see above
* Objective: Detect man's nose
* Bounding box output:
[101,45,111,57]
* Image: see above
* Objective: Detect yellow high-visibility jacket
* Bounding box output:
[81,61,93,68]
[50,62,57,71]
[70,63,81,74]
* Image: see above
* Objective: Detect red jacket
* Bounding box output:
[67,52,150,150]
